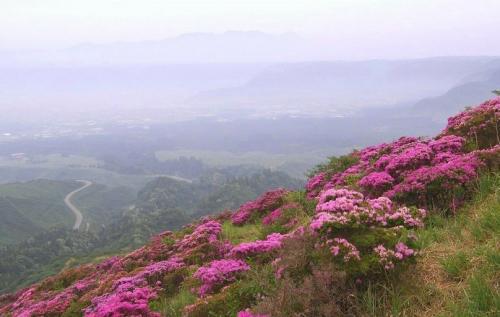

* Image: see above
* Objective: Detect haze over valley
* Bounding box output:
[0,2,499,315]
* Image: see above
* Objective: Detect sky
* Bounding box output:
[1,0,500,59]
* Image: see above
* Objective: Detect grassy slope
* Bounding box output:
[359,173,500,316]
[0,180,81,244]
[151,174,499,316]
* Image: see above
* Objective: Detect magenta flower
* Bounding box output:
[194,259,250,296]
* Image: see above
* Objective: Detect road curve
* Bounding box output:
[64,180,92,230]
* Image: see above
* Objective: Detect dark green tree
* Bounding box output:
[493,89,500,96]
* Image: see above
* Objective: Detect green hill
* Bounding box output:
[0,179,81,244]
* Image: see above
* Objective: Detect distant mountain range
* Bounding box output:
[1,31,499,124]
[188,57,500,113]
[411,59,500,121]
[1,53,499,124]
[0,31,328,66]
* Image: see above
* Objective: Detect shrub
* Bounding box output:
[252,264,357,317]
[193,259,250,296]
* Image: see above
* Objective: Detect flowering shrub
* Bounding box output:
[325,238,361,262]
[442,97,499,149]
[428,135,465,153]
[305,172,326,198]
[311,190,425,231]
[175,221,222,252]
[373,243,415,270]
[85,285,160,317]
[309,188,423,273]
[261,207,282,225]
[229,233,286,258]
[84,257,183,316]
[358,171,394,196]
[193,259,250,296]
[231,188,288,225]
[306,105,497,210]
[386,153,482,205]
[1,98,498,317]
[384,142,433,177]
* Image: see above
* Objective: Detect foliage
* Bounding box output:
[357,172,500,316]
[0,98,498,316]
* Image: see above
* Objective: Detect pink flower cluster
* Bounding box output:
[428,135,465,153]
[384,142,433,176]
[85,285,160,317]
[231,188,288,225]
[305,172,326,198]
[137,257,184,281]
[326,238,361,262]
[237,309,269,317]
[229,233,285,258]
[358,171,394,194]
[311,189,426,231]
[386,153,482,198]
[306,112,492,208]
[4,285,78,317]
[316,188,364,213]
[262,203,300,225]
[193,259,250,296]
[443,97,500,141]
[262,207,283,225]
[175,220,222,252]
[84,257,183,316]
[373,243,415,270]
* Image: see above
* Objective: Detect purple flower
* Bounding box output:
[194,259,250,296]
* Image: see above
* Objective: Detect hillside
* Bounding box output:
[412,61,500,122]
[0,168,303,295]
[0,179,136,245]
[0,180,82,244]
[189,57,499,112]
[0,97,498,316]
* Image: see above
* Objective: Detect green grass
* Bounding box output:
[358,173,500,316]
[440,251,469,280]
[153,288,197,317]
[220,221,263,244]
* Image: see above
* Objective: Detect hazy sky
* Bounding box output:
[1,0,500,58]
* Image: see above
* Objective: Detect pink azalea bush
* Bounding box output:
[358,171,394,196]
[175,220,222,252]
[231,188,289,225]
[193,259,250,296]
[325,238,361,262]
[309,187,423,272]
[311,189,425,230]
[373,243,415,270]
[306,98,500,210]
[442,97,499,149]
[229,233,286,258]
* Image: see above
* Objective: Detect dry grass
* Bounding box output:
[358,174,500,316]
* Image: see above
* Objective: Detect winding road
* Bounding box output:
[64,180,92,230]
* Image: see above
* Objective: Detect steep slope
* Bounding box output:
[0,98,498,316]
[358,173,499,316]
